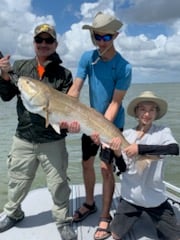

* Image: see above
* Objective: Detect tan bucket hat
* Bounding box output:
[82,12,123,34]
[127,91,168,120]
[34,23,56,39]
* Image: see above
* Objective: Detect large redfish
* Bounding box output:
[18,76,157,173]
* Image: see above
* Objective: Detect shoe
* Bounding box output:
[73,202,97,223]
[0,214,24,232]
[94,216,112,240]
[58,223,77,240]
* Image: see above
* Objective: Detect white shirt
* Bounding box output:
[121,124,177,207]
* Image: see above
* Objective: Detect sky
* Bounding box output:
[0,0,180,83]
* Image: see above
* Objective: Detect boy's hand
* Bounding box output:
[90,132,101,145]
[109,137,122,156]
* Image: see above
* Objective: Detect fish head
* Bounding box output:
[18,76,49,114]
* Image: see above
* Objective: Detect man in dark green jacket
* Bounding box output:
[0,23,77,240]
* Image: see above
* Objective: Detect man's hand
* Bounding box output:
[0,55,12,80]
[60,121,80,133]
[0,55,12,72]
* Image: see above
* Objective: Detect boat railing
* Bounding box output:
[164,181,180,193]
[164,181,180,206]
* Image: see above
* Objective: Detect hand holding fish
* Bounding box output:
[90,132,101,145]
[123,143,138,158]
[108,137,122,157]
[60,121,80,133]
[91,134,122,157]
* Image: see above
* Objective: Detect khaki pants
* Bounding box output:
[4,136,71,227]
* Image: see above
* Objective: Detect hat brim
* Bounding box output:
[82,20,123,34]
[82,25,116,34]
[34,31,56,39]
[127,97,168,120]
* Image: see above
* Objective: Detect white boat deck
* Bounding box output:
[0,183,179,240]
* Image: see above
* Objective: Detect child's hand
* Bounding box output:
[124,143,138,157]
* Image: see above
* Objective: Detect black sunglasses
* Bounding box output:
[34,36,56,44]
[94,33,114,42]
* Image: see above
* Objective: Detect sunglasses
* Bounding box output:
[94,33,114,42]
[34,36,56,44]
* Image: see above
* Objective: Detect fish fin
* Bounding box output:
[45,109,50,128]
[43,98,50,128]
[42,97,60,134]
[51,123,61,134]
[135,160,149,175]
[135,155,159,175]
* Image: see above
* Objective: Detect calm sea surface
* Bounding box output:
[0,82,179,211]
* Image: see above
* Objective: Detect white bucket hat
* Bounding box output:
[82,12,123,34]
[127,91,168,120]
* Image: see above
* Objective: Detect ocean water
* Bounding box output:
[0,82,179,211]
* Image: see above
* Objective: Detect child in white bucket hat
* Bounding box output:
[107,91,179,240]
[68,11,132,240]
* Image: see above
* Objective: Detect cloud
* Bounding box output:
[0,0,179,83]
[115,0,180,23]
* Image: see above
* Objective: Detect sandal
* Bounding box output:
[73,202,97,223]
[94,216,112,240]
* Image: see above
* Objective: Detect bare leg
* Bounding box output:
[94,161,114,239]
[101,161,114,217]
[83,156,96,205]
[73,156,96,219]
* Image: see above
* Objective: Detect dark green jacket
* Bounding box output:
[0,52,73,143]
